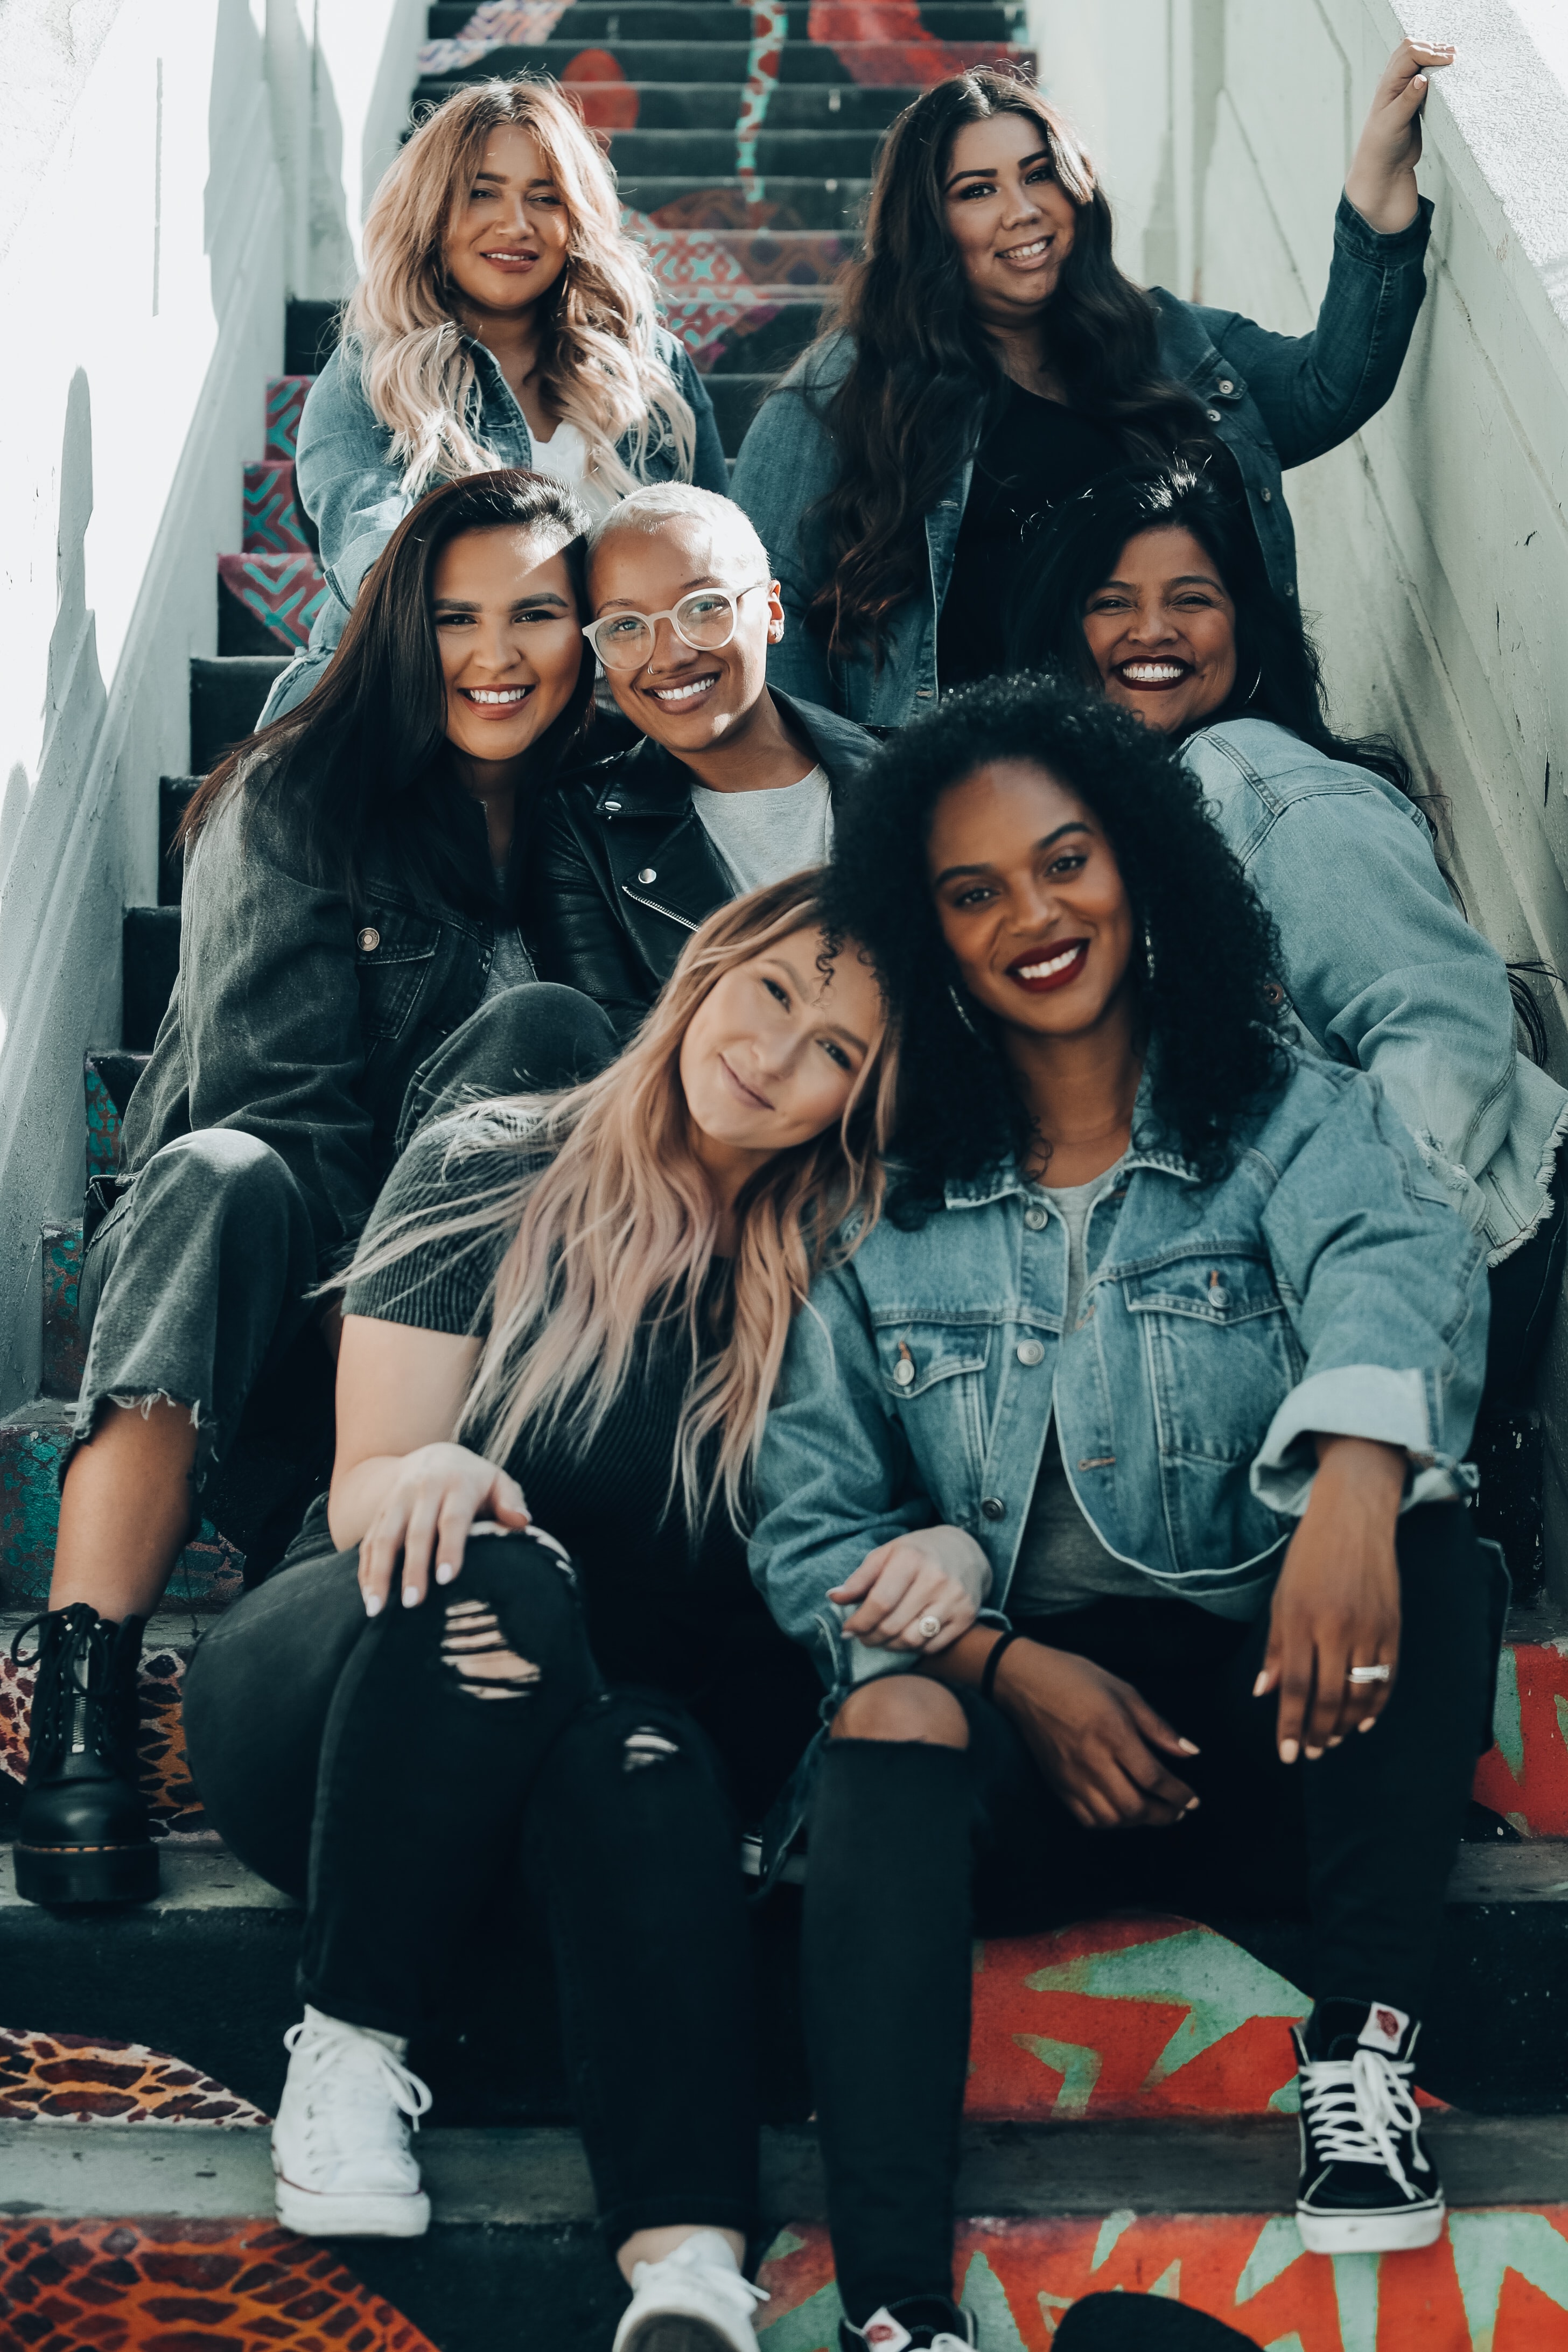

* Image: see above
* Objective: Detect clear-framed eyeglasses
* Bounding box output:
[582,580,769,673]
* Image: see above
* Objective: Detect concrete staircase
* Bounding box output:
[8,8,1568,2348]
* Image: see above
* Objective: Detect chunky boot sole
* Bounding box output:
[274,2172,431,2238]
[1296,2197,1445,2254]
[13,1839,159,1906]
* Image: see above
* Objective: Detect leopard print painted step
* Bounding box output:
[0,2031,267,2126]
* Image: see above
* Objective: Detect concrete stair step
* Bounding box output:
[284,300,341,380]
[619,178,871,230]
[701,370,773,452]
[422,2,1026,39]
[668,292,828,374]
[492,80,928,128]
[501,36,1028,81]
[190,654,290,774]
[610,127,892,176]
[158,775,199,904]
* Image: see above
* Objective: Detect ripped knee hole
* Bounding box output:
[439,1598,542,1700]
[622,1726,681,1773]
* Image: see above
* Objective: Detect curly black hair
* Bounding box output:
[822,673,1286,1207]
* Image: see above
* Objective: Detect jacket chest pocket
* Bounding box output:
[356,914,441,1042]
[874,1318,992,1484]
[1123,1252,1303,1465]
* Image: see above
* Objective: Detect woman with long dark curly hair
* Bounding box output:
[750,677,1500,2348]
[1011,461,1568,1417]
[729,41,1451,724]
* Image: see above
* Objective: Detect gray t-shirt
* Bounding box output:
[690,764,833,894]
[1009,1160,1157,1618]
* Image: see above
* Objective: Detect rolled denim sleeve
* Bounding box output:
[295,349,417,612]
[1192,194,1432,470]
[730,369,839,707]
[1254,1069,1488,1515]
[750,1262,940,1688]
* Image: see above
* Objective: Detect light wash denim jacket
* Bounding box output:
[750,1053,1487,1704]
[261,328,728,720]
[730,195,1433,727]
[1184,718,1568,1266]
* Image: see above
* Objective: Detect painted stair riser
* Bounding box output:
[241,461,312,557]
[0,1415,244,1614]
[423,4,1027,44]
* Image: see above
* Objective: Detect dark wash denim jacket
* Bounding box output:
[120,785,511,1269]
[750,1052,1487,1705]
[730,195,1434,726]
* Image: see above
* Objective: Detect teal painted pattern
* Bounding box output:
[0,1410,242,1609]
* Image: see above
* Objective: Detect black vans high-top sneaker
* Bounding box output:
[12,1604,157,1905]
[1293,1999,1444,2253]
[840,2300,977,2350]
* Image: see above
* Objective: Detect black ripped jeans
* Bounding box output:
[183,1532,759,2247]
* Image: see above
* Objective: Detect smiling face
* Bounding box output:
[432,525,584,767]
[1081,526,1239,735]
[928,759,1135,1044]
[677,925,883,1167]
[443,124,571,323]
[943,109,1079,333]
[588,513,784,754]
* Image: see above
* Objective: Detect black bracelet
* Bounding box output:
[979,1628,1021,1706]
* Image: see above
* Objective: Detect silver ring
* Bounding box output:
[1347,1663,1392,1685]
[915,1613,943,1641]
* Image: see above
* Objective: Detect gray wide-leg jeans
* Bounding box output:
[73,984,617,1494]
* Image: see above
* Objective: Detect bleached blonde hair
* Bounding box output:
[347,78,696,500]
[349,876,898,1529]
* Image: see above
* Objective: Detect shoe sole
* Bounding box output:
[13,1842,159,1906]
[1296,2200,1445,2254]
[274,2176,431,2238]
[618,2322,740,2352]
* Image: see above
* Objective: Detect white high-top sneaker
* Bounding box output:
[271,2005,433,2237]
[613,2230,770,2352]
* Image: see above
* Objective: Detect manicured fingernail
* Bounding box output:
[1252,1672,1269,1698]
[1327,1735,1343,1748]
[1177,1738,1201,1755]
[362,1591,382,1618]
[402,1585,419,1608]
[1304,1746,1322,1761]
[1279,1739,1299,1764]
[1359,1716,1377,1732]
[435,1562,457,1585]
[1184,1796,1200,1812]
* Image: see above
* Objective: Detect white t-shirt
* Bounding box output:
[528,419,615,520]
[690,765,834,895]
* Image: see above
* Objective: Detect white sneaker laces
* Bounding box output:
[282,2018,433,2154]
[1301,2047,1425,2196]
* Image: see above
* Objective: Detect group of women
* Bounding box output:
[15,34,1568,2352]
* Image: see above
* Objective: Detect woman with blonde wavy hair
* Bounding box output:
[183,876,928,2352]
[262,75,726,723]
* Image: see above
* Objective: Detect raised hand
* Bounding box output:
[1345,39,1455,234]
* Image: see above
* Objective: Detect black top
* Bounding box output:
[343,1106,820,1813]
[937,384,1122,688]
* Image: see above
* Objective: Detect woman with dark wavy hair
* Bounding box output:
[750,677,1500,2346]
[730,40,1451,724]
[1012,461,1568,1418]
[13,471,616,1912]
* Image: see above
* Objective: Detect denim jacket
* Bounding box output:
[749,1053,1487,1703]
[257,328,730,724]
[1184,718,1568,1265]
[730,196,1433,727]
[121,784,514,1270]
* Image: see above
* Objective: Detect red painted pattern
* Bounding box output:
[1473,1640,1568,1837]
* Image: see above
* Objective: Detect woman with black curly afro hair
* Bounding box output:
[749,676,1502,2349]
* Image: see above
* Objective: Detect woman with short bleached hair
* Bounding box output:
[263,75,726,720]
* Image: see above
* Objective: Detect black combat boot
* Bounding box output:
[12,1604,157,1903]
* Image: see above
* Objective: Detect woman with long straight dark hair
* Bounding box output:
[730,40,1452,723]
[12,468,616,1911]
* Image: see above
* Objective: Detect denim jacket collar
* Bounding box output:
[939,1066,1203,1211]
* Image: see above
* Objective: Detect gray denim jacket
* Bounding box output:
[121,785,510,1269]
[750,1052,1487,1703]
[1184,718,1568,1265]
[730,195,1433,726]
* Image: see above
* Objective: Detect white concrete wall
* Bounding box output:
[1031,0,1568,1588]
[0,0,420,1411]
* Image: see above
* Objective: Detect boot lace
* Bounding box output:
[10,1608,123,1767]
[283,2020,432,2156]
[1300,2047,1425,2196]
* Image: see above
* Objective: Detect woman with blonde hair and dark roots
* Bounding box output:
[181,878,933,2352]
[263,75,726,722]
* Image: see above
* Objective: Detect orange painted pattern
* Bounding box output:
[1473,1640,1568,1837]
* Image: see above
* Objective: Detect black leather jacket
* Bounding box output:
[525,690,873,1035]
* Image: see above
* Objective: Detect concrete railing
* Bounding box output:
[0,0,421,1411]
[1032,0,1568,1589]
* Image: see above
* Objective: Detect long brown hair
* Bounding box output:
[805,69,1206,660]
[350,77,695,498]
[351,876,899,1527]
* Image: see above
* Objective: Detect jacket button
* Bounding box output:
[893,1359,915,1387]
[981,1496,1006,1521]
[636,866,657,884]
[1283,584,1295,598]
[1016,1339,1044,1366]
[603,799,622,815]
[1207,407,1222,422]
[1217,377,1234,394]
[1024,1205,1048,1231]
[1261,487,1273,503]
[356,927,380,953]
